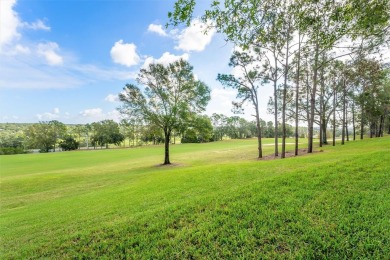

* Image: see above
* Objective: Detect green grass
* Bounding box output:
[0,137,389,259]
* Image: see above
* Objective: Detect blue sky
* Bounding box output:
[0,0,275,124]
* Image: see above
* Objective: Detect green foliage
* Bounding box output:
[0,137,389,258]
[181,115,213,143]
[90,120,124,148]
[59,136,79,151]
[119,59,211,164]
[25,121,57,152]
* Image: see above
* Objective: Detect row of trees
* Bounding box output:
[0,120,125,153]
[169,0,390,159]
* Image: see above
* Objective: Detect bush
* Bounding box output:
[59,136,79,151]
[0,147,27,155]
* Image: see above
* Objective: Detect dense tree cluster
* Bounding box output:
[169,0,390,158]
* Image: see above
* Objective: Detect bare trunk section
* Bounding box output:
[164,128,171,165]
[308,43,319,153]
[273,52,279,157]
[341,77,346,145]
[332,82,336,146]
[295,32,301,156]
[352,93,356,141]
[281,23,290,159]
[256,107,263,159]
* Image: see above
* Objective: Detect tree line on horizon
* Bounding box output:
[0,115,309,155]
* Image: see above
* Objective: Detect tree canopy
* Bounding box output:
[119,59,211,164]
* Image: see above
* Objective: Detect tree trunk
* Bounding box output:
[256,107,263,159]
[164,128,171,165]
[346,112,349,142]
[319,62,325,148]
[322,119,327,144]
[360,98,364,139]
[295,33,301,156]
[306,64,311,149]
[341,77,346,145]
[273,53,279,157]
[332,82,336,146]
[308,43,319,153]
[380,115,385,137]
[352,95,356,141]
[281,24,290,159]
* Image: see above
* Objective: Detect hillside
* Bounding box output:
[0,137,389,258]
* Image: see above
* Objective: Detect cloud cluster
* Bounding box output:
[36,107,60,121]
[175,19,216,52]
[22,19,50,31]
[37,42,63,65]
[0,0,21,48]
[143,52,189,68]
[110,40,140,67]
[79,108,121,122]
[147,19,216,52]
[147,24,168,37]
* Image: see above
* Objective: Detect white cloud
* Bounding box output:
[142,52,189,68]
[207,87,237,115]
[35,107,61,120]
[37,42,63,65]
[105,94,119,103]
[147,24,168,37]
[14,44,30,55]
[110,40,140,67]
[22,19,50,31]
[0,0,20,49]
[79,108,121,122]
[80,108,103,118]
[175,19,215,52]
[36,109,60,121]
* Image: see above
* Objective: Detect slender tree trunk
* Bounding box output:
[352,95,356,141]
[332,82,336,146]
[360,93,365,139]
[341,77,346,145]
[346,108,349,142]
[319,59,325,148]
[256,107,263,159]
[295,32,301,156]
[164,128,171,165]
[378,115,384,137]
[281,24,290,159]
[273,53,279,157]
[308,43,319,153]
[322,119,327,144]
[306,64,310,145]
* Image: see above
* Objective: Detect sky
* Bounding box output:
[0,0,276,124]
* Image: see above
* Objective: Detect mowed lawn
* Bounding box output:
[0,137,389,258]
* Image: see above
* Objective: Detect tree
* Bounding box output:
[217,50,266,158]
[90,120,124,149]
[25,122,57,152]
[181,114,213,143]
[59,136,79,151]
[49,120,66,152]
[119,59,210,165]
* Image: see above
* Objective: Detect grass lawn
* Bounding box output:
[0,137,389,258]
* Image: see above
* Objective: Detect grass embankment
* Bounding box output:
[0,137,389,258]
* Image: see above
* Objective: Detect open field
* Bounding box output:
[0,137,389,258]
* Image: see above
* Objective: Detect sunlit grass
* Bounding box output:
[0,137,389,258]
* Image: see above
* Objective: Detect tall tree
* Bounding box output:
[217,50,266,158]
[25,121,57,152]
[119,59,210,165]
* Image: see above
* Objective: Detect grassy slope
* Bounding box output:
[0,137,389,258]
